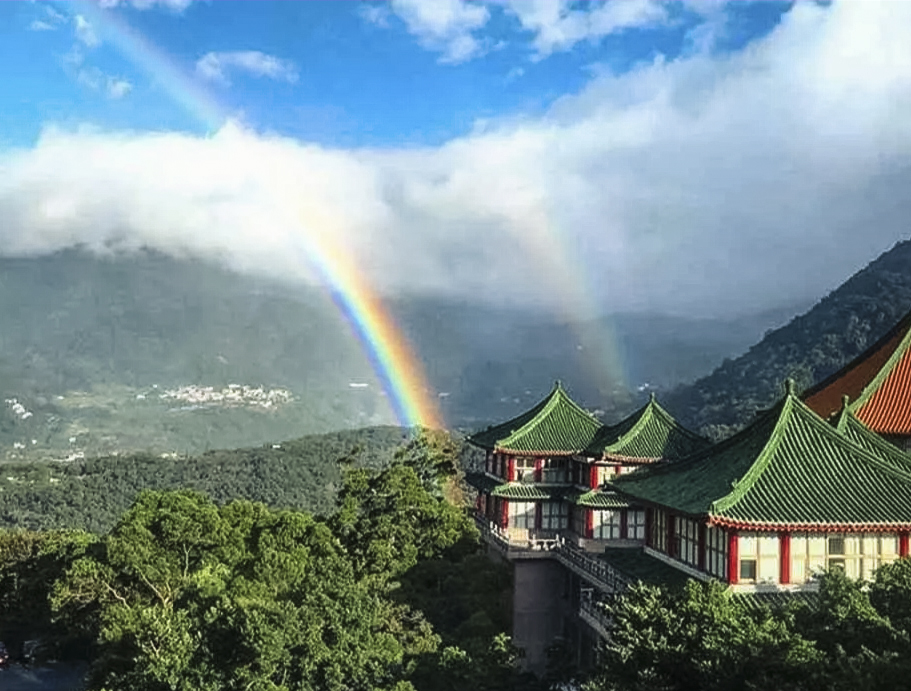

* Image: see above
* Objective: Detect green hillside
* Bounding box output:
[0,248,794,455]
[0,425,411,533]
[665,240,911,438]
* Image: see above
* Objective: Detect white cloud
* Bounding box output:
[106,78,133,99]
[503,0,669,58]
[196,51,299,85]
[97,0,195,11]
[368,0,492,64]
[73,15,99,48]
[75,68,133,99]
[29,4,67,31]
[4,2,911,318]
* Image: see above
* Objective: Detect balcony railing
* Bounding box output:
[473,516,560,553]
[579,593,613,639]
[556,541,632,593]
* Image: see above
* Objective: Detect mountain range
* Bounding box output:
[0,247,803,458]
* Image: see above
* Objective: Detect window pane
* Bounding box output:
[828,536,846,555]
[740,559,757,581]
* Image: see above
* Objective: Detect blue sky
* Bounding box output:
[1,1,910,319]
[2,1,791,148]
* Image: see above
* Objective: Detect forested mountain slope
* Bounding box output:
[665,240,911,438]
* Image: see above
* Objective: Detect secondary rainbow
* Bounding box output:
[72,0,443,429]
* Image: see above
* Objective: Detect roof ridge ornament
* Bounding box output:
[785,378,796,397]
[841,394,850,411]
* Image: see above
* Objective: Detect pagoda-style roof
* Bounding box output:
[582,393,709,462]
[565,488,633,509]
[803,310,911,435]
[612,382,911,530]
[833,404,911,476]
[465,473,568,500]
[467,382,602,456]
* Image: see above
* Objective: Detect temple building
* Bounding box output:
[466,383,708,671]
[611,380,911,588]
[803,310,911,449]
[467,310,911,671]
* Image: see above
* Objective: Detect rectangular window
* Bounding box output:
[572,506,587,536]
[627,509,646,541]
[791,532,899,583]
[541,458,569,484]
[508,502,536,530]
[572,461,587,487]
[593,509,622,539]
[541,501,568,531]
[706,526,728,580]
[651,510,668,552]
[740,559,757,581]
[738,532,779,584]
[514,457,536,483]
[674,517,700,567]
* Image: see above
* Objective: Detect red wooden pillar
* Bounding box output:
[585,509,594,539]
[499,500,509,529]
[779,532,791,584]
[589,465,598,489]
[614,464,622,476]
[698,524,707,571]
[534,458,543,482]
[727,530,739,584]
[507,457,516,482]
[620,509,629,540]
[666,515,676,558]
[900,531,910,558]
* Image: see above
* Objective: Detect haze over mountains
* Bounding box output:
[0,248,805,459]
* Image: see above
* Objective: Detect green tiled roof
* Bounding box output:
[464,473,566,500]
[601,547,692,589]
[733,589,819,612]
[467,382,602,455]
[566,489,633,509]
[612,385,911,528]
[835,407,911,475]
[491,483,558,500]
[583,393,709,460]
[465,472,500,494]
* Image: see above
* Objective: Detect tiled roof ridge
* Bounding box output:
[643,395,707,443]
[709,393,798,515]
[712,389,911,516]
[467,381,562,449]
[493,381,601,452]
[613,398,786,485]
[850,318,911,413]
[802,309,911,411]
[838,408,911,474]
[593,394,706,457]
[602,398,654,451]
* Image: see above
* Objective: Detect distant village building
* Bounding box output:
[467,313,911,672]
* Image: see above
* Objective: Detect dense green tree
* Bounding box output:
[0,528,98,660]
[586,580,822,691]
[52,490,444,691]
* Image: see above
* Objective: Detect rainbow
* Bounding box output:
[71,0,443,430]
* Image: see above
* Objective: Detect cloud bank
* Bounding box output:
[3,1,911,318]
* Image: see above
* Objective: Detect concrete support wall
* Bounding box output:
[512,558,571,674]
